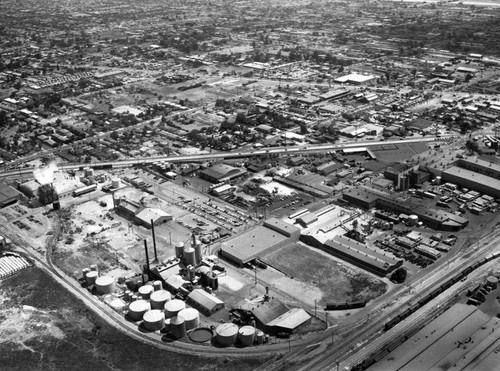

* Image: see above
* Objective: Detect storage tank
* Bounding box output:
[111,178,121,189]
[238,326,256,347]
[85,270,99,285]
[215,323,239,346]
[183,247,196,267]
[82,267,90,279]
[131,294,139,301]
[124,290,132,301]
[138,285,154,299]
[142,309,164,331]
[128,300,151,321]
[207,272,219,290]
[435,176,441,185]
[486,276,498,289]
[408,214,419,226]
[84,168,94,177]
[178,308,200,330]
[187,265,196,281]
[164,299,186,318]
[90,264,98,273]
[170,315,186,339]
[153,280,163,291]
[95,276,115,295]
[175,242,185,259]
[255,330,265,344]
[150,290,171,309]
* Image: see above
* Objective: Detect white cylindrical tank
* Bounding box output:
[178,308,200,330]
[150,290,171,309]
[238,325,256,347]
[187,265,196,281]
[95,276,115,295]
[111,178,121,189]
[170,315,186,339]
[408,214,419,226]
[128,300,151,321]
[215,323,239,346]
[90,264,98,273]
[82,267,90,279]
[193,239,202,262]
[138,285,154,299]
[486,276,498,289]
[142,309,164,331]
[153,280,163,291]
[255,330,265,344]
[183,247,196,267]
[435,176,441,185]
[175,242,185,259]
[85,270,99,285]
[164,299,186,318]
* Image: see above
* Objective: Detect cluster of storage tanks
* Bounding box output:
[125,280,201,335]
[82,265,116,295]
[214,323,268,347]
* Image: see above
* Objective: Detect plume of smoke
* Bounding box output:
[33,162,58,185]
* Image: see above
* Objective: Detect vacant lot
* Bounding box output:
[265,243,387,305]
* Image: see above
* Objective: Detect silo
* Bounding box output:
[81,267,90,279]
[435,176,441,185]
[178,308,200,330]
[85,270,99,285]
[175,242,185,259]
[183,247,196,267]
[124,290,132,301]
[238,326,256,347]
[187,265,196,281]
[408,215,419,227]
[255,330,265,344]
[128,300,151,321]
[150,290,171,309]
[486,276,498,289]
[153,280,163,291]
[111,178,121,189]
[143,309,165,331]
[95,276,116,295]
[170,316,187,339]
[138,285,154,299]
[215,323,239,346]
[164,299,186,318]
[207,272,218,290]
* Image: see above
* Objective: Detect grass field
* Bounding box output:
[265,243,387,305]
[0,267,268,371]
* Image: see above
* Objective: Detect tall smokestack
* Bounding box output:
[151,219,158,263]
[143,239,150,276]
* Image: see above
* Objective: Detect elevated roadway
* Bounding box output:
[0,136,453,179]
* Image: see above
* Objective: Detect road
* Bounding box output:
[0,135,454,179]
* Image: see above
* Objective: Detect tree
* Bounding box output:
[390,267,407,284]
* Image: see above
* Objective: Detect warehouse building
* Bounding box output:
[187,288,224,316]
[199,163,247,183]
[266,308,312,335]
[343,186,469,230]
[134,208,172,228]
[371,303,500,371]
[0,183,21,208]
[323,235,402,276]
[219,218,300,267]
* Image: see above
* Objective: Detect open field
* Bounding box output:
[0,267,267,370]
[264,243,388,306]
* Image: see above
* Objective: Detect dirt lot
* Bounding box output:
[264,243,388,306]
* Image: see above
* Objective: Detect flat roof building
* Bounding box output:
[219,218,300,266]
[199,163,247,183]
[0,183,21,208]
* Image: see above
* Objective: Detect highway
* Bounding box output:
[0,136,452,179]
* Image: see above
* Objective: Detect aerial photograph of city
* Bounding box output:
[1,0,500,370]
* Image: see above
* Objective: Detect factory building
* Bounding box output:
[442,166,500,199]
[0,183,21,208]
[266,308,312,335]
[323,235,402,276]
[186,288,224,316]
[199,163,247,183]
[343,186,468,231]
[219,218,300,267]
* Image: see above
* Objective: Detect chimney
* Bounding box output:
[151,219,158,263]
[143,239,150,276]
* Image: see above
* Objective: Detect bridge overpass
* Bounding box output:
[0,136,452,179]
